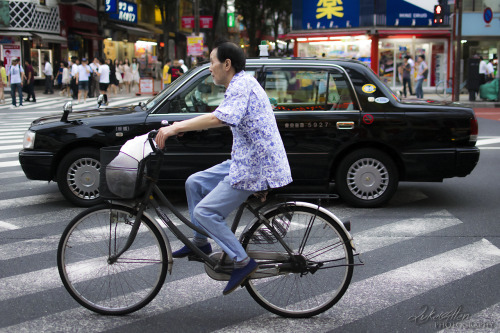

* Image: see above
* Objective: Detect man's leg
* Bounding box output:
[193,176,254,262]
[17,84,23,106]
[11,83,16,106]
[185,160,231,243]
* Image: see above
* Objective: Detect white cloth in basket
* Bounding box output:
[106,133,156,198]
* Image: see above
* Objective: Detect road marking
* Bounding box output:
[0,192,63,210]
[476,137,500,146]
[0,144,23,150]
[0,160,19,168]
[216,239,500,333]
[0,221,19,230]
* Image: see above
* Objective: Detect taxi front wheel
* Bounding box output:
[56,147,104,207]
[335,148,399,208]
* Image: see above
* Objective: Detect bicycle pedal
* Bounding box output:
[187,254,205,262]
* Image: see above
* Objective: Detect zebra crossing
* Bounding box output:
[0,109,499,332]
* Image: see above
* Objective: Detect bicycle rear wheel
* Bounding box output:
[242,203,354,318]
[57,204,168,315]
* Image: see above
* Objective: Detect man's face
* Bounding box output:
[209,48,227,86]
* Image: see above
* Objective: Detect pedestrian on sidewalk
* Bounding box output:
[70,57,79,99]
[108,59,119,95]
[43,56,54,94]
[402,56,413,97]
[89,57,100,98]
[163,58,171,88]
[0,60,7,104]
[415,55,428,99]
[76,58,91,104]
[97,57,110,98]
[61,62,71,97]
[24,59,36,103]
[8,57,25,108]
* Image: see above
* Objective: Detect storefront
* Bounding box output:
[289,0,452,91]
[59,4,102,62]
[288,29,450,91]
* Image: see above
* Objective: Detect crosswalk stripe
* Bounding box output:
[354,209,461,252]
[0,139,23,144]
[0,144,23,150]
[0,152,19,158]
[0,170,24,179]
[0,192,63,210]
[216,239,500,333]
[0,160,19,168]
[0,221,19,230]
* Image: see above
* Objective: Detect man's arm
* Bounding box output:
[155,113,224,149]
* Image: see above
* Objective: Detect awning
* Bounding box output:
[32,32,67,43]
[72,30,104,40]
[114,24,153,36]
[0,31,32,37]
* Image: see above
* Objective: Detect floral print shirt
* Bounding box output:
[213,71,293,191]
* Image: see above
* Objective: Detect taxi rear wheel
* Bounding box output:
[335,148,398,208]
[56,148,103,207]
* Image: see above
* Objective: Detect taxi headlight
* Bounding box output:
[23,130,36,149]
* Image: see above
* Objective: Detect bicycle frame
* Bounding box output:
[107,133,359,277]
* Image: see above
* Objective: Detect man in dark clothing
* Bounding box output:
[168,60,185,82]
[24,60,36,102]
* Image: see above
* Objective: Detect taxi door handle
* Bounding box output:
[336,121,355,130]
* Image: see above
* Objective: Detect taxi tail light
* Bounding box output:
[470,116,478,143]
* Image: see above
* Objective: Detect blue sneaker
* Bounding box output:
[223,258,258,295]
[172,243,212,258]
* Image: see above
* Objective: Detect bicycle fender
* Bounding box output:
[109,201,174,274]
[240,201,354,244]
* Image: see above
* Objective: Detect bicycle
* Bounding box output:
[436,79,468,98]
[57,131,362,318]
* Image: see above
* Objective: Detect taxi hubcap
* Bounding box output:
[67,158,100,200]
[347,158,388,200]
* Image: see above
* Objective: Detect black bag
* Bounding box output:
[422,68,428,79]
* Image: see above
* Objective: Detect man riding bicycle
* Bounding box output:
[155,40,292,295]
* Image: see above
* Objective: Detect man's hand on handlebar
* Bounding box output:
[155,124,183,149]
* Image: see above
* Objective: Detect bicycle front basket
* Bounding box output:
[99,146,148,200]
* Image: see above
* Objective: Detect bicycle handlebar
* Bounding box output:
[148,130,159,152]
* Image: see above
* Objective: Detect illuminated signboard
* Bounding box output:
[301,0,360,29]
[109,1,137,24]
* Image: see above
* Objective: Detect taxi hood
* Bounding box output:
[30,105,141,126]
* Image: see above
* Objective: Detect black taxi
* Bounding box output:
[19,58,480,207]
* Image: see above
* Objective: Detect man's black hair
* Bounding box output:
[418,54,425,61]
[214,39,245,73]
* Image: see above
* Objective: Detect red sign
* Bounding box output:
[181,16,213,29]
[363,114,374,125]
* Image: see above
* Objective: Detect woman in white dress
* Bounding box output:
[114,59,123,92]
[122,58,133,93]
[131,57,140,91]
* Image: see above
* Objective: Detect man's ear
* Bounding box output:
[224,59,232,72]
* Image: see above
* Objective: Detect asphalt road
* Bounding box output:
[0,97,499,332]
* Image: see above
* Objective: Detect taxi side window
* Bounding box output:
[344,67,389,112]
[264,69,355,112]
[167,71,258,114]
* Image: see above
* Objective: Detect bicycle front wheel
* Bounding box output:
[242,203,354,318]
[436,80,446,98]
[57,204,168,315]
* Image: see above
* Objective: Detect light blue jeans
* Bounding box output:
[415,78,424,99]
[185,160,254,262]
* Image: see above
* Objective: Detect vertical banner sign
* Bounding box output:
[105,0,118,14]
[227,0,235,27]
[187,36,203,56]
[302,0,360,29]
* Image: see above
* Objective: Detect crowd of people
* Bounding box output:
[0,55,193,108]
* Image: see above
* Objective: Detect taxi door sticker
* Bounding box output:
[362,84,376,94]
